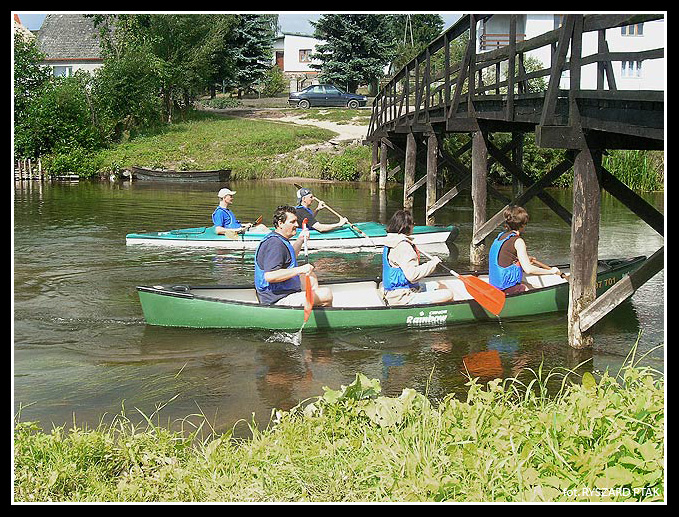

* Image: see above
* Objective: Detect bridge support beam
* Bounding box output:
[370,141,379,183]
[568,146,602,349]
[425,132,438,225]
[379,139,388,190]
[470,129,489,266]
[403,133,416,211]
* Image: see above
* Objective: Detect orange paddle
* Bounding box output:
[419,248,506,316]
[303,274,313,323]
[302,218,313,323]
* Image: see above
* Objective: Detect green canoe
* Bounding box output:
[137,256,645,330]
[126,221,458,251]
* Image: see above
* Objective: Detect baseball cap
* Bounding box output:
[218,188,236,198]
[296,187,312,203]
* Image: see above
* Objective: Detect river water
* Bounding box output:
[13,178,665,434]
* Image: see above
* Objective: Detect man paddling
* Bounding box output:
[254,205,333,307]
[294,187,348,233]
[212,188,251,235]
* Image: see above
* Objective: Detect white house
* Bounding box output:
[477,14,665,91]
[35,14,103,77]
[272,33,322,91]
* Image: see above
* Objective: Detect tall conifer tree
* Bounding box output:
[311,14,393,93]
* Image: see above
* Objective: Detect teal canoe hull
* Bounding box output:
[137,257,645,331]
[126,221,459,250]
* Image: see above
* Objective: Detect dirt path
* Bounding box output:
[203,106,369,147]
[266,112,369,144]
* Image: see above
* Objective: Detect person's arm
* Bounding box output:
[515,238,561,275]
[259,234,313,283]
[390,241,440,282]
[264,263,313,283]
[213,209,244,234]
[291,228,309,256]
[310,217,348,233]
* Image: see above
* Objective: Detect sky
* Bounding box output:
[16,12,463,34]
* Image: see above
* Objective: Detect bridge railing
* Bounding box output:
[367,13,664,139]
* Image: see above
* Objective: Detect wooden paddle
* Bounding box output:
[294,183,376,245]
[532,258,569,279]
[418,248,506,316]
[223,215,264,239]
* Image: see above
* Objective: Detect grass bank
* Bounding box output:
[93,110,372,181]
[14,348,664,503]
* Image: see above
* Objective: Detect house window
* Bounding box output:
[621,60,643,78]
[621,23,644,36]
[52,65,72,77]
[299,49,312,63]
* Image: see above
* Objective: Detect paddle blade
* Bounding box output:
[303,275,313,322]
[459,275,506,316]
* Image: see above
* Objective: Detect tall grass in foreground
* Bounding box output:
[14,344,664,502]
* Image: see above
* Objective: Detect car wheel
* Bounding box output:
[298,99,311,109]
[347,99,359,109]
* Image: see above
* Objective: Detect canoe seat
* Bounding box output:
[330,281,386,308]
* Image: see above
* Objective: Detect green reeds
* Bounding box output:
[603,150,664,192]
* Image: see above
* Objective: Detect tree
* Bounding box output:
[311,14,394,93]
[13,32,51,156]
[387,14,445,73]
[91,14,240,123]
[227,14,277,98]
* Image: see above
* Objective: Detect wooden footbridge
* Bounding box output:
[366,14,664,348]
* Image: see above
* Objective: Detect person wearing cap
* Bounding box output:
[254,205,333,307]
[294,187,348,233]
[212,188,251,235]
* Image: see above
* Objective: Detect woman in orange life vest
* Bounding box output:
[488,206,561,294]
[381,209,454,306]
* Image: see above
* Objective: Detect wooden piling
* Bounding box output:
[371,141,379,183]
[425,132,437,225]
[403,132,416,211]
[470,129,488,266]
[568,147,602,349]
[379,139,388,190]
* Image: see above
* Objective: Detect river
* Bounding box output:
[13,178,665,434]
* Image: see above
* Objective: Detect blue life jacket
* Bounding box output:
[382,243,420,291]
[488,231,523,290]
[212,206,241,229]
[295,205,314,219]
[254,232,300,303]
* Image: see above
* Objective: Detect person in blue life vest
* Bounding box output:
[294,187,348,232]
[381,209,454,306]
[254,205,333,306]
[488,205,561,294]
[212,188,252,235]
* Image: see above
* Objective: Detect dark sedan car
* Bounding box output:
[289,84,367,109]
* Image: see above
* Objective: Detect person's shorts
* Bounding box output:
[274,291,306,307]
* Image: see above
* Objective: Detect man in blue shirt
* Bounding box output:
[294,187,347,233]
[212,188,251,235]
[254,205,333,306]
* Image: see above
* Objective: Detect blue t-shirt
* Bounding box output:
[255,233,300,304]
[212,206,242,229]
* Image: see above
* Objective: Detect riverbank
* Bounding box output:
[14,358,664,503]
